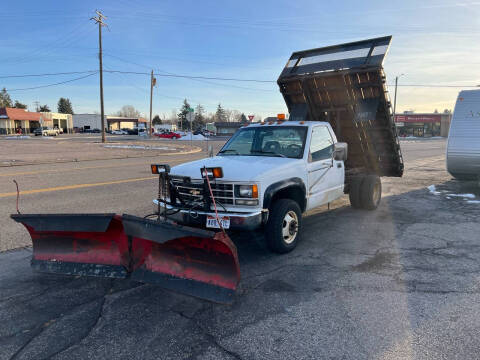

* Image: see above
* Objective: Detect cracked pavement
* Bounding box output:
[1,138,480,359]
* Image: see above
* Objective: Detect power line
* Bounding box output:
[2,68,480,90]
[5,72,98,92]
[103,70,276,83]
[0,70,97,79]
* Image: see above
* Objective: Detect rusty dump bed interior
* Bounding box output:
[278,36,403,177]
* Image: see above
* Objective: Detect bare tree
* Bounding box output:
[116,105,141,118]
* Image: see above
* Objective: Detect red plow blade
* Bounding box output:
[11,213,240,303]
[11,214,129,278]
[122,215,240,304]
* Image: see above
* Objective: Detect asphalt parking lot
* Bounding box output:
[1,137,480,359]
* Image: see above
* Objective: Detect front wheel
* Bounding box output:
[265,199,302,253]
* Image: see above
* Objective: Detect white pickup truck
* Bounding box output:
[156,36,404,253]
[163,121,375,253]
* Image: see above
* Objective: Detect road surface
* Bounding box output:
[1,138,480,360]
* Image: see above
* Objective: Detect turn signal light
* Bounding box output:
[277,113,285,120]
[201,167,224,178]
[151,164,170,174]
[252,184,258,198]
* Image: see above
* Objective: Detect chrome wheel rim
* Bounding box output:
[282,211,298,245]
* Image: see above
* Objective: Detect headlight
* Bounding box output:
[236,184,258,198]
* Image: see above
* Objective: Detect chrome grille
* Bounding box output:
[171,179,234,205]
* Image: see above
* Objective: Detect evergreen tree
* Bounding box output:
[57,97,74,114]
[39,105,51,112]
[215,103,227,122]
[177,99,191,130]
[152,114,162,125]
[240,113,248,124]
[0,88,12,108]
[14,100,27,109]
[193,104,205,130]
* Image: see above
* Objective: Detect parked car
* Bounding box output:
[54,127,64,134]
[112,129,128,135]
[155,131,181,139]
[35,127,59,136]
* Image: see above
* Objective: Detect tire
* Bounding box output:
[360,175,382,210]
[266,199,302,254]
[349,177,364,209]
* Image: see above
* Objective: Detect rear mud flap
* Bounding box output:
[122,215,240,304]
[11,214,129,278]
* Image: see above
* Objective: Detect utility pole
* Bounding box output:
[91,10,107,143]
[33,101,40,112]
[149,70,156,137]
[393,73,405,121]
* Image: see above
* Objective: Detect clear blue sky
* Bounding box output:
[2,0,480,118]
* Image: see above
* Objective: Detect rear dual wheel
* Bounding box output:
[349,175,382,210]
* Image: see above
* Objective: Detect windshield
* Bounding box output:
[219,126,307,159]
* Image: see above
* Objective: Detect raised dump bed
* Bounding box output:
[278,36,403,178]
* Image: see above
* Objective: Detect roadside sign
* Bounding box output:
[248,115,254,121]
[188,108,194,112]
[187,112,193,122]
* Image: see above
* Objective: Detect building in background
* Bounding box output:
[0,107,43,134]
[72,114,146,132]
[394,112,452,137]
[40,112,73,133]
[214,122,242,135]
[205,122,216,134]
[106,116,146,130]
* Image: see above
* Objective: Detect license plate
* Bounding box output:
[206,216,230,229]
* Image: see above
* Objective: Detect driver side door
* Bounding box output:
[306,126,345,210]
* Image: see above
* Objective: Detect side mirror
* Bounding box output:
[333,142,348,161]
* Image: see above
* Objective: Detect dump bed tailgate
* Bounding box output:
[278,36,403,177]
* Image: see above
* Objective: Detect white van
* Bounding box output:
[446,90,480,180]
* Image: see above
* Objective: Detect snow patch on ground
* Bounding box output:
[427,185,441,195]
[104,144,170,150]
[446,193,476,199]
[428,185,478,202]
[178,133,207,141]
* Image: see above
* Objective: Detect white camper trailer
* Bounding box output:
[446,90,480,180]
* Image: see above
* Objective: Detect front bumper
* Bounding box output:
[154,201,266,230]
